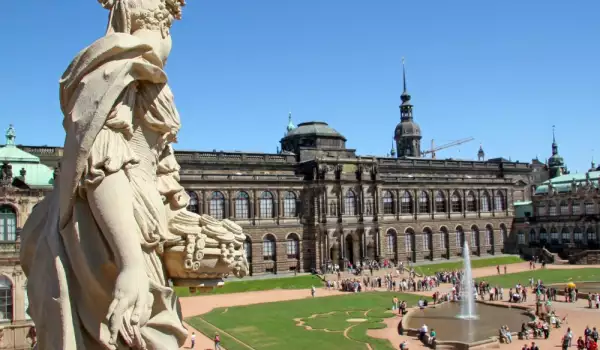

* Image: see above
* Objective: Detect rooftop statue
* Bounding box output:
[19,1,248,349]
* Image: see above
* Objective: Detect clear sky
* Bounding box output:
[3,1,599,172]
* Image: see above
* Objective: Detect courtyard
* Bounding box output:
[179,259,600,349]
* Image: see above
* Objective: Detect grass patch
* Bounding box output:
[175,274,322,297]
[187,292,426,350]
[476,268,600,287]
[413,255,523,276]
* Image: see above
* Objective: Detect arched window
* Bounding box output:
[209,192,225,220]
[186,191,199,213]
[587,227,597,241]
[539,228,548,242]
[0,206,17,242]
[561,227,570,243]
[572,201,581,215]
[286,234,300,259]
[550,227,559,243]
[440,227,449,250]
[560,201,569,215]
[517,231,525,244]
[263,234,276,260]
[0,276,12,322]
[422,228,432,251]
[466,192,477,212]
[456,226,465,248]
[382,191,395,215]
[401,191,413,214]
[234,191,250,219]
[283,191,297,217]
[494,191,506,211]
[434,191,446,213]
[548,202,557,216]
[386,229,397,255]
[484,226,493,246]
[480,192,491,212]
[344,190,357,216]
[259,191,274,218]
[418,191,430,213]
[243,236,252,262]
[471,226,479,247]
[529,229,537,242]
[451,192,462,212]
[573,227,583,242]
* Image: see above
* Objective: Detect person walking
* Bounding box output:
[214,333,221,350]
[190,332,196,349]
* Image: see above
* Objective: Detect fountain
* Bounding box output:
[405,241,534,345]
[458,241,478,320]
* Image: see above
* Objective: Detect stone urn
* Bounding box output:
[163,215,248,292]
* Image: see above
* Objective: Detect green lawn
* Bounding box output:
[476,268,600,287]
[187,292,426,350]
[175,274,323,297]
[413,255,523,276]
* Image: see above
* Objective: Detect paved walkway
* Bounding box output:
[179,263,598,349]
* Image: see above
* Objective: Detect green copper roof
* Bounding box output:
[0,124,54,188]
[535,171,600,195]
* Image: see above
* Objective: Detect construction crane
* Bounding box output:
[421,137,474,159]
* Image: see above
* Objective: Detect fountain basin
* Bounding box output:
[404,301,533,348]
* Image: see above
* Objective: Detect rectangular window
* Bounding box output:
[585,202,595,214]
[235,198,249,219]
[517,233,525,244]
[401,195,412,214]
[560,204,569,215]
[423,234,429,251]
[574,232,584,242]
[548,205,557,216]
[480,196,490,212]
[572,202,581,215]
[260,199,273,218]
[209,199,224,220]
[440,233,446,250]
[471,231,477,247]
[283,197,297,217]
[405,235,412,252]
[484,230,491,246]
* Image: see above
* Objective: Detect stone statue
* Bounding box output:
[19,1,248,349]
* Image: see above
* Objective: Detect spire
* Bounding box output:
[551,125,558,155]
[592,151,596,170]
[390,139,396,157]
[5,124,15,147]
[286,111,295,134]
[400,57,411,105]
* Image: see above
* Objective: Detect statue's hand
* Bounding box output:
[107,266,150,349]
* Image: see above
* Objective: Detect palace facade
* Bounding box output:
[15,71,535,276]
[0,125,55,348]
[507,132,600,263]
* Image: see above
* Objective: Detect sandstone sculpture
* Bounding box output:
[19,0,248,348]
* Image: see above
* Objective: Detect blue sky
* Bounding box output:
[3,1,599,172]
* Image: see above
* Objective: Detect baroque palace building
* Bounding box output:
[0,125,55,348]
[18,70,534,276]
[510,132,600,264]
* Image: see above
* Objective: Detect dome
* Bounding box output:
[548,154,564,167]
[394,120,421,139]
[284,121,346,141]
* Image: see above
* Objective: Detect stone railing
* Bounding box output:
[0,242,19,255]
[377,157,531,171]
[175,151,296,165]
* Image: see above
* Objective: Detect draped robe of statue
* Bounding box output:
[20,32,191,349]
